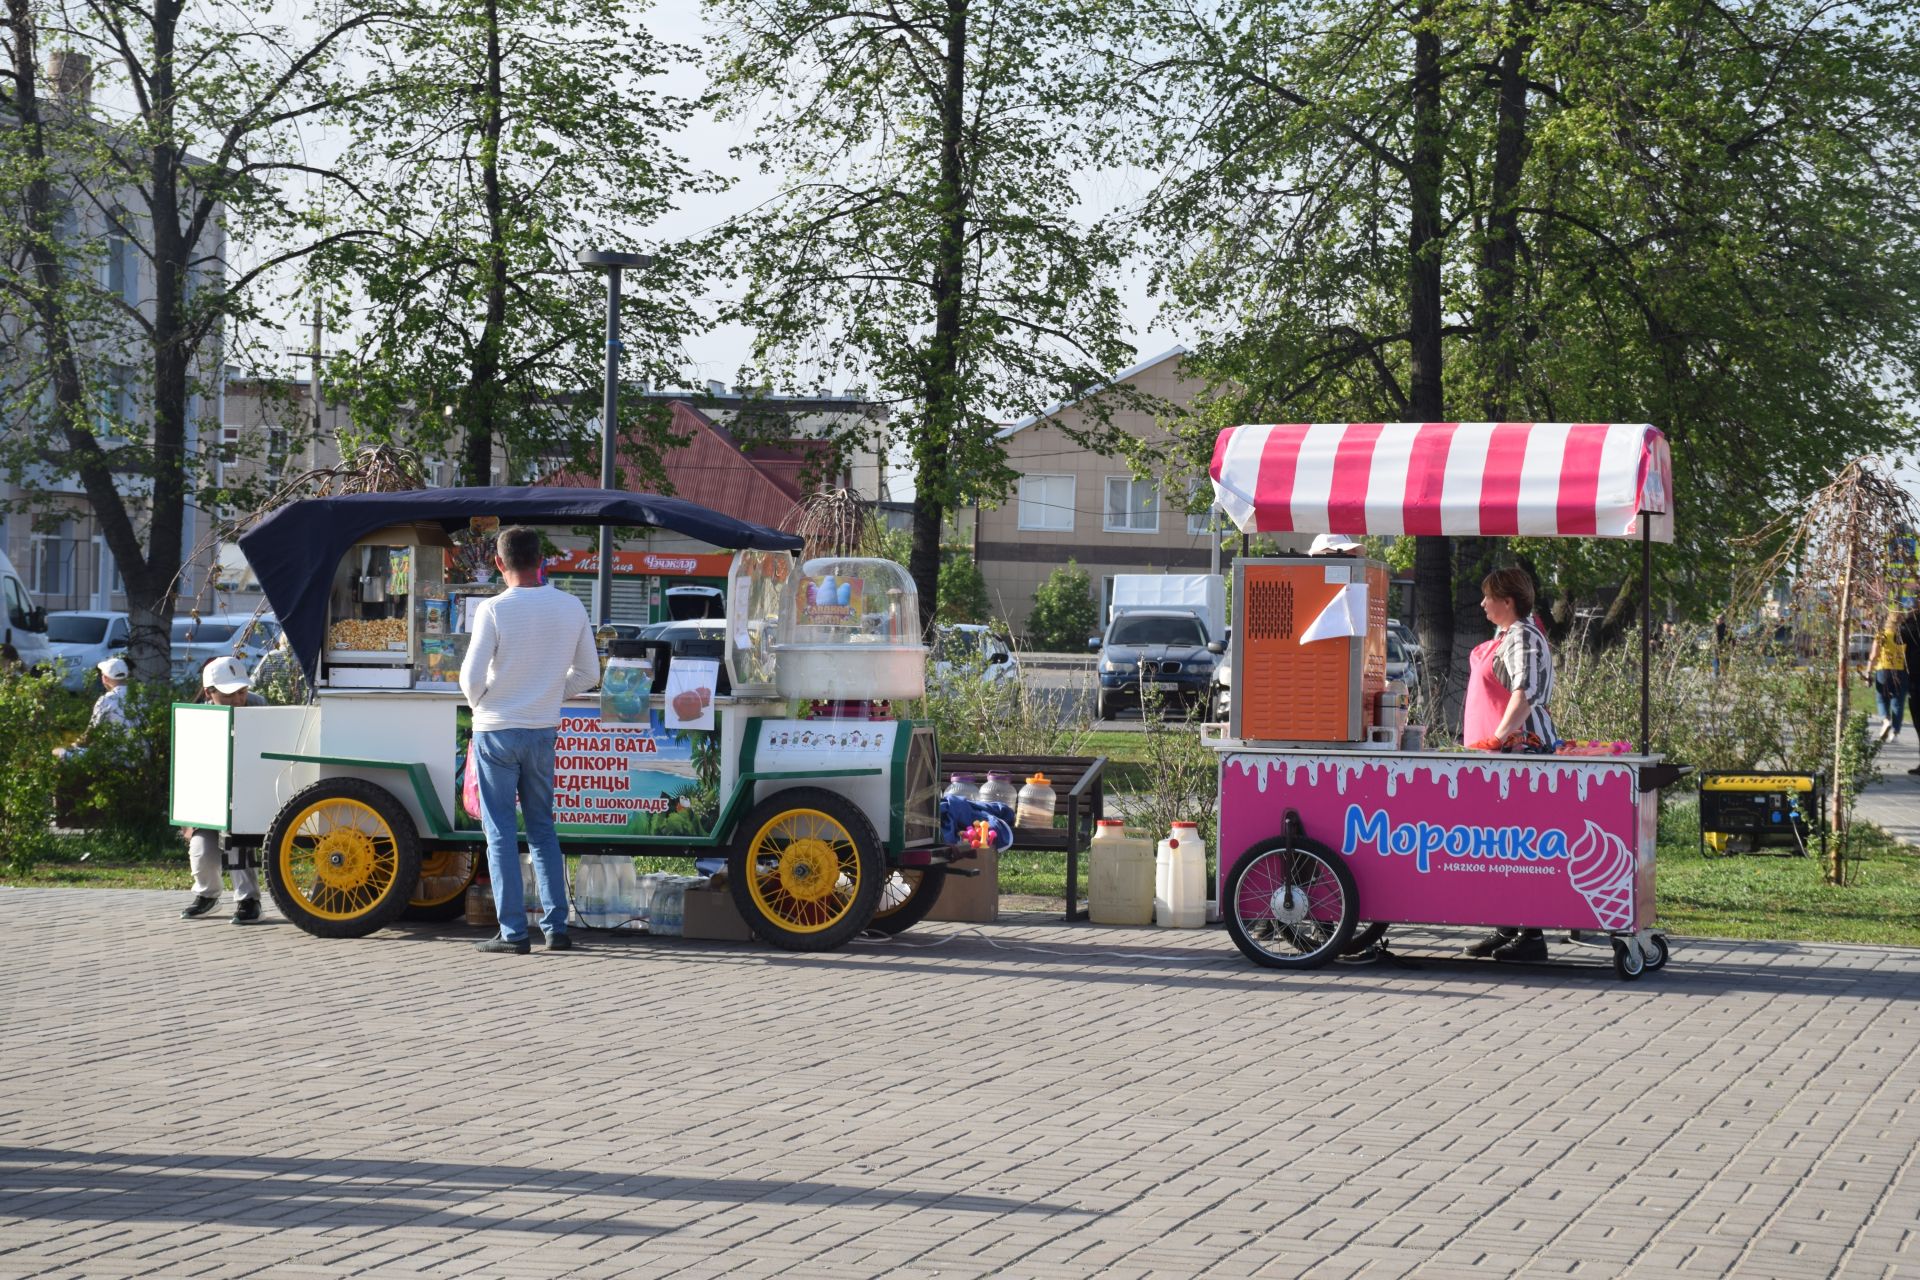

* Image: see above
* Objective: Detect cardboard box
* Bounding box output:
[924,849,998,923]
[683,883,755,942]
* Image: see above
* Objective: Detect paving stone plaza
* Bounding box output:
[2,887,1917,1278]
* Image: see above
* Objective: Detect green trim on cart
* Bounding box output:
[259,751,454,836]
[887,720,914,850]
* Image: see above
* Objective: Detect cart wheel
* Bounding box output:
[1222,835,1358,969]
[1342,921,1389,955]
[727,788,884,952]
[1612,937,1645,981]
[405,848,480,922]
[868,866,948,936]
[264,778,422,938]
[1642,933,1669,971]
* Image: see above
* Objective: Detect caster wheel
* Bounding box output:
[1612,937,1645,981]
[1642,933,1669,971]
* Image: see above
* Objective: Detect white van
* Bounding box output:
[0,550,52,669]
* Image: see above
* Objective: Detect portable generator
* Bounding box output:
[1697,772,1823,858]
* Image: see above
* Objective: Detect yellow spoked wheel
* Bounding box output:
[406,848,480,921]
[263,778,421,938]
[727,787,883,951]
[868,865,948,935]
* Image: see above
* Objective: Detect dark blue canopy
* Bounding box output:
[238,486,802,686]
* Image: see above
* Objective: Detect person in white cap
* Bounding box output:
[1308,533,1363,557]
[53,656,132,760]
[180,656,267,923]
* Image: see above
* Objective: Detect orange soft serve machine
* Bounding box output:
[1230,555,1390,745]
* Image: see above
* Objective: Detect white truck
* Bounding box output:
[1108,574,1226,643]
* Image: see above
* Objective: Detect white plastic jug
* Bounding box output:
[1089,819,1154,926]
[1156,823,1206,929]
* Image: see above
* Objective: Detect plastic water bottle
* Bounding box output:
[1156,824,1207,929]
[573,856,604,929]
[613,859,641,929]
[521,852,544,929]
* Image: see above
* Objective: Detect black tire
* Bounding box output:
[1096,691,1117,721]
[404,848,481,922]
[727,787,885,951]
[263,777,423,939]
[868,865,948,935]
[1642,933,1669,971]
[1342,921,1390,955]
[1612,937,1645,981]
[1222,835,1358,969]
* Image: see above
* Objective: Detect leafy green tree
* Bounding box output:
[1026,559,1096,651]
[702,0,1147,626]
[316,0,714,486]
[1139,0,1920,721]
[0,0,373,678]
[936,545,989,624]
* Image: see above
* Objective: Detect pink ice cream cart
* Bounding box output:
[1205,422,1687,980]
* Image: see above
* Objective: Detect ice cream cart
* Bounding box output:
[1204,423,1688,979]
[167,488,949,950]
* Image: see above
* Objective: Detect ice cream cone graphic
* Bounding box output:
[1569,819,1636,930]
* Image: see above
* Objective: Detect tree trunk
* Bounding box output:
[464,0,508,487]
[909,0,969,634]
[1829,487,1860,885]
[1407,7,1453,724]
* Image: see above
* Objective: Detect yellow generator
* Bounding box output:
[1697,772,1822,858]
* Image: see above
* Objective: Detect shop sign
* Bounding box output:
[545,549,734,578]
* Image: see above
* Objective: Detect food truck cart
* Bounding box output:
[1204,423,1687,980]
[167,488,948,950]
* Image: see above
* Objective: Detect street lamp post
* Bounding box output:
[577,248,654,625]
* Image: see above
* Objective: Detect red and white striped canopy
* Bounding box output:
[1209,422,1674,543]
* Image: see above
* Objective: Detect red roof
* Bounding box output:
[544,399,835,531]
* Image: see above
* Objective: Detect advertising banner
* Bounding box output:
[456,708,720,839]
[1217,754,1652,931]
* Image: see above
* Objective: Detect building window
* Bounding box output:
[1186,481,1220,537]
[1017,474,1075,532]
[105,207,138,306]
[1104,476,1159,534]
[93,538,124,606]
[31,521,75,596]
[96,365,134,442]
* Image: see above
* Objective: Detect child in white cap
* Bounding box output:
[52,656,131,760]
[181,656,267,924]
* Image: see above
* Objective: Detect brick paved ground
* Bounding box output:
[2,887,1918,1279]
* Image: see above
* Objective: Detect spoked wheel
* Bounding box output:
[867,865,948,936]
[727,788,884,951]
[264,778,422,938]
[405,848,480,922]
[1223,833,1358,969]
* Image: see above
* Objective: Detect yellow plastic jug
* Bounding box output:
[1089,820,1155,926]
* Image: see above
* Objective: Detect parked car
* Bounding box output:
[1387,619,1421,656]
[1091,610,1218,720]
[169,613,282,683]
[0,549,51,670]
[1208,627,1234,721]
[933,624,1018,685]
[45,610,130,690]
[1386,631,1424,689]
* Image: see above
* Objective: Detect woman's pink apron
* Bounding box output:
[1461,635,1510,746]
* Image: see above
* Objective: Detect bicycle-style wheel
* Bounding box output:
[1222,834,1357,969]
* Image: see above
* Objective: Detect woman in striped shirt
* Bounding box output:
[1463,566,1559,752]
[1462,566,1560,963]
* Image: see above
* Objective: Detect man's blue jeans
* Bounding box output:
[475,727,569,941]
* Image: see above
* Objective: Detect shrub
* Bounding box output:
[0,667,68,874]
[905,636,1094,757]
[56,681,176,849]
[1027,560,1098,651]
[1129,680,1219,851]
[937,546,990,624]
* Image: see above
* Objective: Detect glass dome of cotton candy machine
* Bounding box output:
[773,557,926,701]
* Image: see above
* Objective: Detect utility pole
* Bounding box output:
[577,248,654,624]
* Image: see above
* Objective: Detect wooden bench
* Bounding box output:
[939,753,1107,921]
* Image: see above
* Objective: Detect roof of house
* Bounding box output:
[543,398,827,531]
[995,345,1189,440]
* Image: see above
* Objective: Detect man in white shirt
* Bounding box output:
[458,527,600,954]
[53,657,130,760]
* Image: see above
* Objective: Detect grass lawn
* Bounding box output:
[11,800,1920,949]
